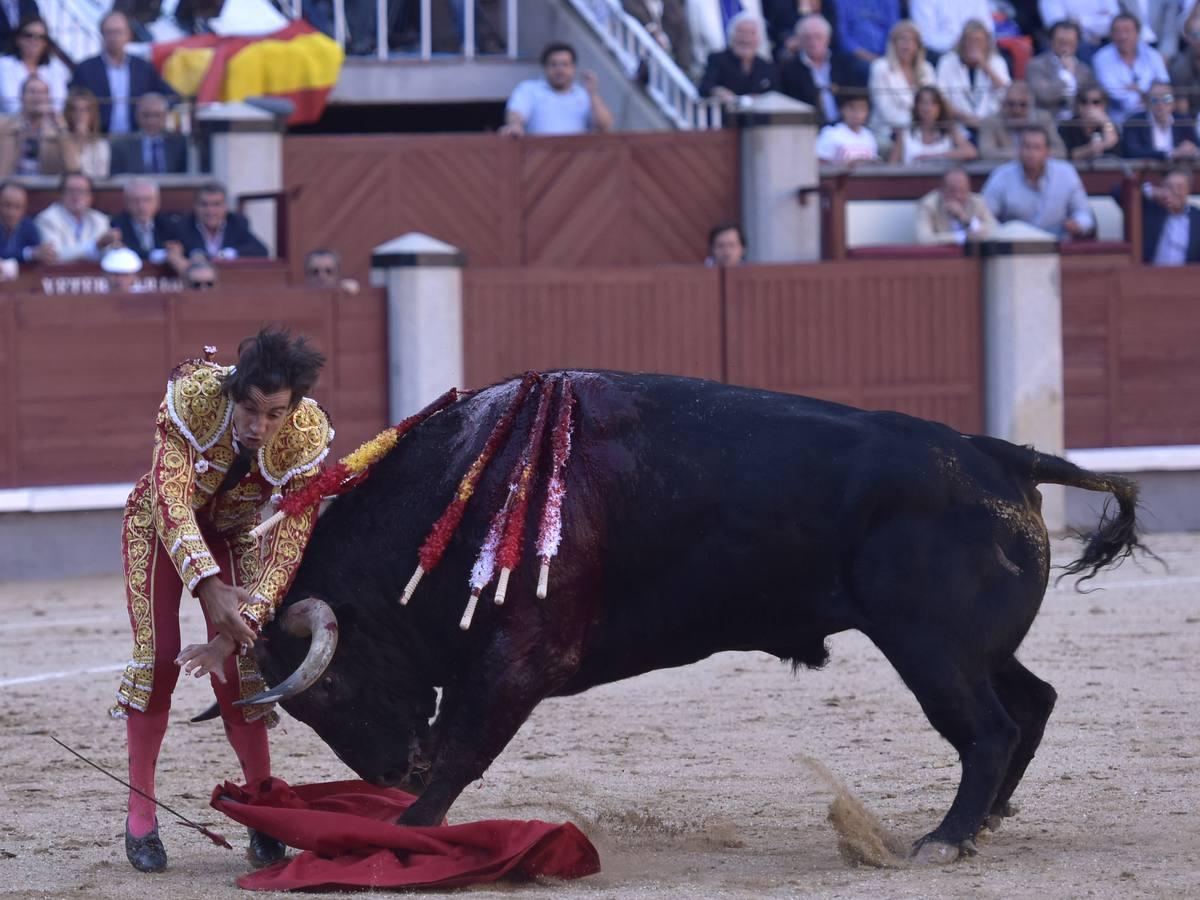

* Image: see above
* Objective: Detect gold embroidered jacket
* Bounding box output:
[150,359,333,629]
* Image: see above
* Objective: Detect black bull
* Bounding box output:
[244,371,1141,862]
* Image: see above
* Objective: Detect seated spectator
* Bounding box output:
[110,93,188,175]
[1060,86,1121,160]
[868,20,935,146]
[101,245,142,293]
[34,172,121,263]
[816,93,879,163]
[687,0,768,81]
[305,247,360,293]
[1092,12,1168,124]
[183,256,218,290]
[69,10,177,134]
[909,0,993,60]
[176,182,268,260]
[705,222,746,265]
[888,85,978,163]
[699,13,777,102]
[1037,0,1120,61]
[0,2,39,57]
[1168,5,1200,114]
[1137,167,1200,265]
[0,180,44,264]
[916,166,997,243]
[830,0,897,86]
[0,15,69,115]
[111,177,179,263]
[0,74,67,175]
[623,0,693,75]
[935,18,1011,129]
[1120,80,1199,160]
[982,125,1095,238]
[61,87,109,179]
[778,14,856,125]
[977,81,1068,159]
[500,42,614,136]
[1027,20,1098,121]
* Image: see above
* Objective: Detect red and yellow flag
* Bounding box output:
[152,21,343,125]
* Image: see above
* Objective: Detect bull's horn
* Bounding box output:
[233,597,338,707]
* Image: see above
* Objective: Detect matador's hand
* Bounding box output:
[196,578,258,648]
[176,635,234,683]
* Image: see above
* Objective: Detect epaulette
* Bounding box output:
[165,360,233,453]
[260,398,334,497]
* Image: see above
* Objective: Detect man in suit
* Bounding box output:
[69,10,176,134]
[1140,168,1200,265]
[916,166,997,244]
[0,0,39,54]
[976,81,1068,160]
[111,177,180,263]
[1120,81,1200,161]
[0,180,43,263]
[1026,20,1097,121]
[778,14,858,126]
[177,181,268,259]
[110,93,188,175]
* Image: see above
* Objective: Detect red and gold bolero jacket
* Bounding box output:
[148,358,333,630]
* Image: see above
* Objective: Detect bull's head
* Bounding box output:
[237,597,437,792]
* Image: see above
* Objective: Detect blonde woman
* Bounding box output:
[936,19,1010,128]
[868,19,935,146]
[61,87,110,179]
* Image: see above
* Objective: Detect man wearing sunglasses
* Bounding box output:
[304,247,359,294]
[1120,80,1199,159]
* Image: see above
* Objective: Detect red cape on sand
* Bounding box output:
[211,778,601,891]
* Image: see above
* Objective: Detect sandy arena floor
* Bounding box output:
[1,534,1198,899]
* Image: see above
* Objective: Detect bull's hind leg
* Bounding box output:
[986,656,1057,827]
[870,630,1020,863]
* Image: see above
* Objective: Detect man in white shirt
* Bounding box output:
[500,42,615,136]
[982,125,1095,238]
[34,172,121,263]
[1091,12,1168,123]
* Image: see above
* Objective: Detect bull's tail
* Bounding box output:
[967,435,1144,584]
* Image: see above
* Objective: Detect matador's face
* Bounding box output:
[232,386,293,453]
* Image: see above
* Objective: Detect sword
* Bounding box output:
[50,735,233,850]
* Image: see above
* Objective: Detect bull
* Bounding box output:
[239,371,1141,863]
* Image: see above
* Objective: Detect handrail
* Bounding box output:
[562,0,723,130]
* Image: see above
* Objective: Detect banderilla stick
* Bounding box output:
[50,735,233,849]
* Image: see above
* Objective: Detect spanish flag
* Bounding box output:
[152,21,343,125]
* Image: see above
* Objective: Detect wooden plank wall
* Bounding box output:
[0,288,388,489]
[284,131,739,283]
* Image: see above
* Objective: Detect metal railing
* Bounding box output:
[309,0,519,60]
[562,0,722,130]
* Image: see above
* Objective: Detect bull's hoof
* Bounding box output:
[910,836,977,865]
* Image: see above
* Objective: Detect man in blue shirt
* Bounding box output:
[1091,12,1168,124]
[982,125,1095,238]
[0,181,43,264]
[831,0,898,85]
[500,42,615,136]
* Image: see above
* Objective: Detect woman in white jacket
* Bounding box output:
[935,19,1011,129]
[868,19,935,147]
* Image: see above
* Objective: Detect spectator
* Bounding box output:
[868,20,935,146]
[623,0,693,75]
[0,179,42,263]
[778,14,856,124]
[909,0,993,59]
[0,15,68,115]
[1120,80,1200,159]
[101,245,142,293]
[699,13,777,102]
[1138,167,1200,264]
[0,1,39,56]
[111,177,179,263]
[763,0,826,61]
[829,0,898,86]
[70,10,176,134]
[888,85,978,163]
[183,256,217,290]
[61,87,109,179]
[935,18,1011,129]
[110,93,188,175]
[977,81,1068,159]
[1037,0,1120,59]
[34,171,121,262]
[1169,4,1200,114]
[816,93,880,162]
[1060,86,1122,160]
[1027,20,1098,121]
[305,247,360,293]
[705,222,746,265]
[500,42,614,136]
[0,73,66,175]
[982,125,1095,237]
[1141,0,1191,62]
[916,166,997,243]
[176,182,268,260]
[687,0,767,80]
[1092,12,1168,123]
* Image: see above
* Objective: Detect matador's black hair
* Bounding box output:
[221,327,325,407]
